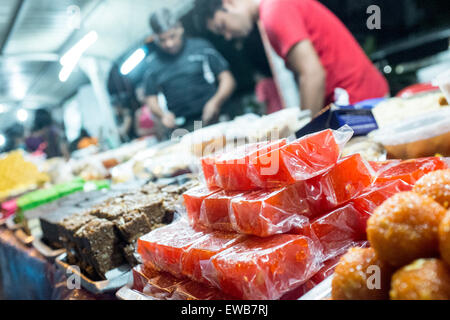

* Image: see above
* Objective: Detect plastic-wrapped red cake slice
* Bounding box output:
[351,179,412,215]
[370,157,448,186]
[202,140,288,191]
[137,219,205,277]
[205,234,323,300]
[181,231,245,284]
[202,128,352,191]
[170,280,235,300]
[183,185,220,226]
[230,187,311,237]
[299,180,412,260]
[299,204,367,260]
[297,153,374,213]
[132,265,233,300]
[188,154,373,237]
[200,190,244,232]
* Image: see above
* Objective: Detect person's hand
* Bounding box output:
[202,99,221,125]
[162,112,176,129]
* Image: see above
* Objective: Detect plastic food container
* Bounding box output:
[370,108,450,159]
[298,275,333,300]
[55,253,131,294]
[434,69,450,103]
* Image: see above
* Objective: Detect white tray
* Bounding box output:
[55,252,131,294]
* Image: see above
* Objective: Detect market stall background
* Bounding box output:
[0,0,449,301]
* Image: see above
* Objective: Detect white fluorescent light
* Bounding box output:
[59,63,77,82]
[17,109,28,122]
[0,104,6,113]
[59,31,98,82]
[0,134,5,147]
[60,31,98,66]
[120,48,146,75]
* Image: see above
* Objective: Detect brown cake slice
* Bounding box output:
[74,218,124,279]
[114,210,153,243]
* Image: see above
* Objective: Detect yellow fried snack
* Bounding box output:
[439,210,450,266]
[390,258,450,300]
[367,191,446,267]
[414,169,450,209]
[332,247,392,300]
[0,151,49,199]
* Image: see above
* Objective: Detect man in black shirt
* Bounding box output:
[144,8,236,132]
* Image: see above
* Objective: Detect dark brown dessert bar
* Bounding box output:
[74,218,124,278]
[121,242,140,267]
[114,210,152,243]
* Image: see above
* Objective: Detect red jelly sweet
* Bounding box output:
[352,180,412,216]
[181,231,244,284]
[183,186,220,226]
[191,154,373,237]
[202,140,287,191]
[137,219,205,277]
[370,157,448,186]
[301,180,411,259]
[202,129,347,191]
[170,280,234,300]
[207,234,322,300]
[299,204,368,260]
[200,190,244,232]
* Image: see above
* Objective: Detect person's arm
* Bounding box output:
[60,141,70,160]
[146,95,175,129]
[120,111,132,140]
[134,109,145,137]
[287,40,326,116]
[202,70,236,124]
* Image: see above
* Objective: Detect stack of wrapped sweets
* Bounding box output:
[136,128,450,300]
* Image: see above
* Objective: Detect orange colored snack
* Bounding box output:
[413,169,450,209]
[332,247,392,300]
[390,259,450,300]
[439,210,450,266]
[367,191,446,267]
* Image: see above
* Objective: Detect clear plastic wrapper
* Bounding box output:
[351,180,413,216]
[137,222,323,300]
[185,154,373,237]
[131,264,186,300]
[201,127,353,191]
[200,190,245,232]
[181,231,244,284]
[131,264,233,300]
[202,234,323,300]
[369,157,448,186]
[183,185,220,226]
[169,279,234,300]
[137,219,205,277]
[299,204,367,261]
[300,180,411,260]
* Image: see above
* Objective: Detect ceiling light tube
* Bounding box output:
[120,48,146,75]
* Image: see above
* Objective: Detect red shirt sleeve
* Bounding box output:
[260,0,310,60]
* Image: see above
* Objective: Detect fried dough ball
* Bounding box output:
[414,169,450,209]
[367,191,446,267]
[332,247,392,300]
[390,258,450,300]
[439,210,450,266]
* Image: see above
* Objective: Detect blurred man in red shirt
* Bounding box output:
[194,0,389,116]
